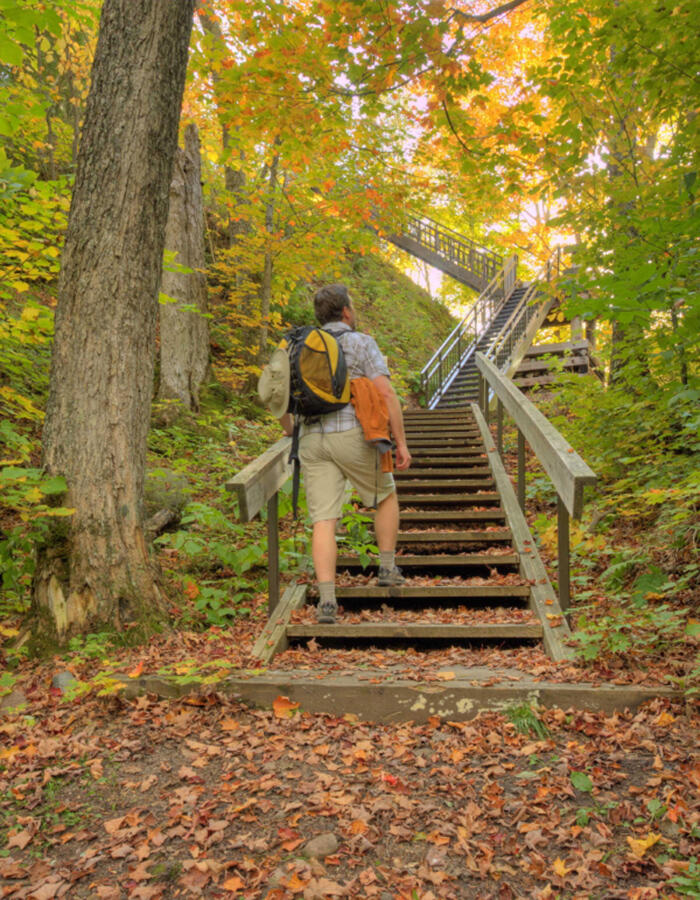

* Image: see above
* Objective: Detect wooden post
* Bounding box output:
[267,493,280,614]
[478,372,484,412]
[517,429,526,511]
[557,496,570,612]
[497,399,503,456]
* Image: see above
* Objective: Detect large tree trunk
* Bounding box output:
[158,123,210,411]
[32,0,195,646]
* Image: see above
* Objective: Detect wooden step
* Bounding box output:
[407,439,484,448]
[397,529,512,543]
[408,457,487,467]
[337,552,519,569]
[409,448,486,457]
[398,492,501,505]
[404,431,481,440]
[396,479,495,491]
[400,509,505,523]
[336,583,528,600]
[286,623,543,640]
[394,467,491,477]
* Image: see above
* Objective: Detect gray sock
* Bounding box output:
[317,581,336,606]
[379,551,395,570]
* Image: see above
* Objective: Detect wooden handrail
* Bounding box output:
[225,436,291,613]
[475,352,595,519]
[225,436,290,522]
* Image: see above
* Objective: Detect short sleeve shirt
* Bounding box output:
[303,322,390,433]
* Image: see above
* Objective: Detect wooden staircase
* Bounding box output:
[513,340,601,390]
[280,407,552,655]
[437,285,527,407]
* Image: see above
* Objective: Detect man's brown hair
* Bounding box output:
[314,283,351,325]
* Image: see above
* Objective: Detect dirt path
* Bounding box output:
[1,675,697,899]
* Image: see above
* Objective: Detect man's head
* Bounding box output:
[314,283,355,328]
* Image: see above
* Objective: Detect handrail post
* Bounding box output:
[267,493,280,614]
[496,399,503,456]
[517,429,526,511]
[557,496,570,612]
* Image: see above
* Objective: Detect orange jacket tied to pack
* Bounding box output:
[350,377,394,473]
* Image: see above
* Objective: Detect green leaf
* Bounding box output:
[571,771,593,792]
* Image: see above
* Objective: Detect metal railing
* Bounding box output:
[420,255,518,408]
[484,248,561,373]
[400,213,504,287]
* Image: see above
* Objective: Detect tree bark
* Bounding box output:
[257,152,279,365]
[32,0,195,645]
[158,123,210,411]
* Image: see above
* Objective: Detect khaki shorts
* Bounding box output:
[299,426,396,523]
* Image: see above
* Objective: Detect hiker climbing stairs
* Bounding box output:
[279,407,545,651]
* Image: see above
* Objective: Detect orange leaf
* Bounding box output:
[349,819,368,834]
[435,671,455,681]
[223,875,244,890]
[128,661,144,678]
[273,695,300,718]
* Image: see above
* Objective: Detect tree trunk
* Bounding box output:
[158,123,210,411]
[257,152,279,366]
[32,0,195,646]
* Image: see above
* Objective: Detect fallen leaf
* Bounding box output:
[435,671,456,681]
[627,832,661,858]
[128,661,144,678]
[273,695,301,718]
[553,858,568,877]
[223,875,245,890]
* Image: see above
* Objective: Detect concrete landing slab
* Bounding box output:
[115,666,680,723]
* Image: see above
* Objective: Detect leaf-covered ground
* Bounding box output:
[1,666,697,900]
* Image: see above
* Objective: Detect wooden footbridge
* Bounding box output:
[220,220,678,721]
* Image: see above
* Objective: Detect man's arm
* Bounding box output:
[279,412,294,436]
[372,374,411,470]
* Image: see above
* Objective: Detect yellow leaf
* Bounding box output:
[553,857,569,877]
[435,671,455,681]
[627,832,661,858]
[656,711,675,727]
[21,306,40,320]
[0,625,20,638]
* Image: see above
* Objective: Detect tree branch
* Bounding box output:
[452,0,530,26]
[441,99,486,157]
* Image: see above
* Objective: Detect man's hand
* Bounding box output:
[395,441,412,470]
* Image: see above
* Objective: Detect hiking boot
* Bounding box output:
[377,565,406,586]
[316,599,337,624]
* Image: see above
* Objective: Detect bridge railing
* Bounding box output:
[402,213,503,286]
[420,254,518,408]
[484,248,562,374]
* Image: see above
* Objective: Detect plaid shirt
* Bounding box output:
[302,322,390,434]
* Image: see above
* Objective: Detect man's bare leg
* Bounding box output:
[374,491,399,551]
[312,519,338,581]
[312,519,338,622]
[375,491,404,584]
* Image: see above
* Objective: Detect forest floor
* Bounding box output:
[1,602,698,900]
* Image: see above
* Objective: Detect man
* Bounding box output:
[280,283,411,623]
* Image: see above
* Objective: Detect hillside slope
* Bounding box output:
[281,251,457,400]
